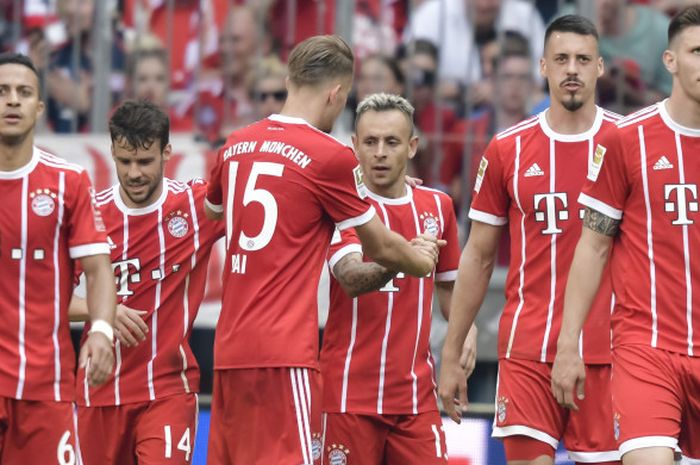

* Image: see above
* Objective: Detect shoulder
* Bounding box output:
[495,114,539,142]
[95,185,117,207]
[615,103,661,133]
[36,148,85,176]
[414,186,455,212]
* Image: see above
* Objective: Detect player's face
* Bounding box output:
[353,109,418,193]
[132,57,169,108]
[665,26,700,104]
[0,64,44,145]
[541,32,603,112]
[112,137,171,208]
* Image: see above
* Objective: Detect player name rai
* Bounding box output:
[231,253,248,274]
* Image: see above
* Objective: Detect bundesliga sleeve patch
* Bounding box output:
[474,156,488,193]
[588,144,607,182]
[353,165,368,199]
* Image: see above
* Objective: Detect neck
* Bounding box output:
[279,92,327,130]
[0,133,34,172]
[366,179,407,199]
[546,99,597,135]
[666,91,700,129]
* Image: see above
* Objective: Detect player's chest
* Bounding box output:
[373,197,445,239]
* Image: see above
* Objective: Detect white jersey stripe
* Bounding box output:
[638,126,659,347]
[290,369,310,465]
[431,424,442,458]
[618,108,660,129]
[408,198,423,415]
[178,344,191,394]
[541,137,557,362]
[83,361,91,407]
[52,172,66,401]
[376,202,393,414]
[433,193,444,235]
[15,175,28,399]
[340,297,358,413]
[674,132,694,356]
[114,209,131,405]
[147,206,166,400]
[506,136,527,358]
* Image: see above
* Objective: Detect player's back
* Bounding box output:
[206,114,374,370]
[470,108,619,364]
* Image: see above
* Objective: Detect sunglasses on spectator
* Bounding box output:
[254,90,287,102]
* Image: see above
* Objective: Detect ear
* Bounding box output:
[597,56,605,78]
[351,133,358,151]
[663,49,677,74]
[36,100,45,118]
[328,83,342,104]
[407,135,419,160]
[162,143,172,163]
[539,56,547,79]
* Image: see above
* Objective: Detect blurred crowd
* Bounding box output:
[0,0,693,236]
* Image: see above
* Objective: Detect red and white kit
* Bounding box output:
[320,185,460,465]
[580,101,700,458]
[0,147,108,462]
[205,114,375,465]
[470,107,620,460]
[76,178,223,465]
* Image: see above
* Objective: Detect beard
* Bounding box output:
[562,94,584,112]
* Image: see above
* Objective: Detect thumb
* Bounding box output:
[576,377,585,400]
[79,345,89,369]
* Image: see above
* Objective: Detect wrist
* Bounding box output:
[89,319,114,343]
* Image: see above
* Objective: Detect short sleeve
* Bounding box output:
[579,128,629,220]
[435,196,461,282]
[205,148,225,213]
[66,170,109,258]
[315,147,375,231]
[327,228,362,274]
[468,138,509,226]
[190,178,226,241]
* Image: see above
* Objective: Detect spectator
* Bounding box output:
[404,0,545,87]
[355,54,405,111]
[46,0,125,132]
[595,0,672,111]
[249,56,287,119]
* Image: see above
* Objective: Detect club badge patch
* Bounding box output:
[311,433,322,461]
[166,210,190,238]
[353,165,368,199]
[497,396,509,424]
[327,444,350,465]
[420,212,440,236]
[30,189,56,216]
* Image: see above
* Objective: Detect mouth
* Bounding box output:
[2,113,22,123]
[562,81,582,92]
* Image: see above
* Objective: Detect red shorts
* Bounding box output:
[612,344,700,459]
[0,397,79,465]
[78,393,199,465]
[208,367,323,465]
[322,411,447,465]
[493,358,620,463]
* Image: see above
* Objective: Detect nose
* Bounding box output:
[566,58,578,76]
[7,89,20,106]
[127,162,141,180]
[374,141,388,159]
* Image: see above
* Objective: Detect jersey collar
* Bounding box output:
[538,106,603,142]
[365,184,413,205]
[0,146,41,180]
[658,99,700,138]
[113,178,169,216]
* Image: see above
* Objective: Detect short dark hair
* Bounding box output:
[544,15,599,48]
[109,100,169,152]
[362,54,405,86]
[127,48,168,80]
[668,5,700,45]
[493,31,531,73]
[0,52,42,95]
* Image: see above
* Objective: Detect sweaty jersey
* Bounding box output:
[580,101,700,357]
[321,185,460,415]
[206,114,375,370]
[470,107,619,364]
[0,147,108,401]
[77,178,224,406]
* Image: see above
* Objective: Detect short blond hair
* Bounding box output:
[356,93,415,134]
[288,35,354,87]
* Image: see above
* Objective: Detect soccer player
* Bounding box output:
[69,100,224,465]
[0,52,115,463]
[438,16,622,465]
[320,93,466,465]
[204,35,442,465]
[551,6,700,465]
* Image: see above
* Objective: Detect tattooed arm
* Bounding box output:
[332,252,398,298]
[551,207,617,410]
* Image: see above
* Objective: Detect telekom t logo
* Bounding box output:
[664,184,698,225]
[534,192,569,234]
[112,258,141,296]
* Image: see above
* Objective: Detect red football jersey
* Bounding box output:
[77,178,224,406]
[470,107,619,364]
[0,147,109,401]
[206,114,375,370]
[580,101,700,357]
[321,186,460,415]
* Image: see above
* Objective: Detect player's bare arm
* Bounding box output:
[204,202,223,221]
[69,296,148,348]
[78,253,116,387]
[332,252,397,298]
[438,221,501,423]
[436,280,478,378]
[355,215,444,277]
[551,209,615,410]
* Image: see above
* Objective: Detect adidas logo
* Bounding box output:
[524,163,545,177]
[653,156,674,170]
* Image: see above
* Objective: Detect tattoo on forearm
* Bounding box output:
[583,207,620,236]
[335,256,397,296]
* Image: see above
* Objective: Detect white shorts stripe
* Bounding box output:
[290,369,311,465]
[431,424,442,458]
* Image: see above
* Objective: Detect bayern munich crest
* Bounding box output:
[311,433,322,461]
[166,210,189,238]
[327,444,349,465]
[497,396,509,424]
[30,189,57,216]
[419,212,440,236]
[613,412,621,441]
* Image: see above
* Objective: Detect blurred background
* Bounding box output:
[2,0,685,462]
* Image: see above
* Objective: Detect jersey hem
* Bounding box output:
[328,244,363,274]
[469,208,507,226]
[578,193,623,220]
[204,198,223,213]
[335,206,376,231]
[323,406,440,416]
[75,389,199,407]
[69,243,110,259]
